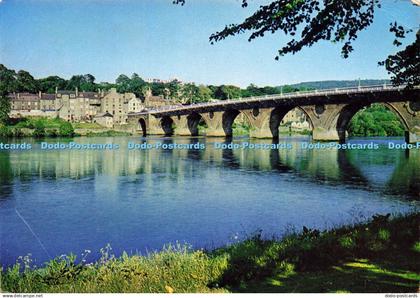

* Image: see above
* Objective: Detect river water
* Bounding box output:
[0,136,418,266]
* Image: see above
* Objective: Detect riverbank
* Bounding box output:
[1,212,418,293]
[0,118,131,138]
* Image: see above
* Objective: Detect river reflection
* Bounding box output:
[0,136,418,266]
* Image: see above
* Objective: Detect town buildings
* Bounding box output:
[8,87,173,126]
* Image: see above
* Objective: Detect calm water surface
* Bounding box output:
[0,136,419,266]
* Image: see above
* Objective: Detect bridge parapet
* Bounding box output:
[126,85,420,142]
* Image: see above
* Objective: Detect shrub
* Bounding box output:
[0,125,12,137]
[58,122,74,137]
[13,127,24,137]
[33,121,46,138]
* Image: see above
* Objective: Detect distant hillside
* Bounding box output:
[281,79,391,90]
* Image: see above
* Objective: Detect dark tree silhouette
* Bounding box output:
[379,28,419,88]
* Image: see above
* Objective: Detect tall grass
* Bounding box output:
[1,212,419,293]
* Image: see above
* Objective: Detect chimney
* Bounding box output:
[75,87,79,97]
[39,91,42,98]
[55,87,58,94]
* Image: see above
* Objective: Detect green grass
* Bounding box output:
[72,122,104,129]
[85,130,130,137]
[1,212,419,293]
[10,117,67,129]
[240,255,419,293]
[232,123,250,136]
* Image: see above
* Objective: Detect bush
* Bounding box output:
[13,127,24,137]
[0,125,12,137]
[59,122,74,137]
[33,121,46,138]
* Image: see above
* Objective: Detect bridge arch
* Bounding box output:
[138,118,147,136]
[161,116,174,136]
[187,112,204,136]
[336,102,410,141]
[222,109,250,137]
[270,106,314,138]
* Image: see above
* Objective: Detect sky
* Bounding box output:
[0,0,418,87]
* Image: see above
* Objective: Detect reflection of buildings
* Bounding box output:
[1,137,419,199]
[7,88,175,126]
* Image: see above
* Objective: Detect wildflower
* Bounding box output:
[165,285,174,293]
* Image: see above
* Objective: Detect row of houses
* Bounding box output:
[8,88,173,127]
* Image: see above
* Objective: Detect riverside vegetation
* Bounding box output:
[0,117,130,138]
[1,212,418,293]
[0,117,75,138]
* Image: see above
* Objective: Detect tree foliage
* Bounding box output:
[0,64,313,107]
[59,121,75,137]
[379,30,420,88]
[66,74,97,92]
[16,70,38,93]
[38,76,67,93]
[0,64,14,124]
[209,0,379,59]
[0,96,10,125]
[348,104,405,137]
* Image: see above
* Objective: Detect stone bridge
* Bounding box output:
[127,85,420,143]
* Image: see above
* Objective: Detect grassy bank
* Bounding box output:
[0,117,75,138]
[1,212,419,293]
[0,117,131,138]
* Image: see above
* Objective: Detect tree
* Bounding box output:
[0,96,10,125]
[115,74,131,93]
[130,73,147,98]
[150,82,167,97]
[66,75,84,90]
[97,82,117,91]
[80,74,96,91]
[213,85,242,100]
[242,84,263,97]
[179,83,199,104]
[164,80,182,99]
[0,65,14,124]
[66,74,97,91]
[0,64,18,93]
[175,0,419,86]
[38,76,67,93]
[348,104,405,137]
[197,85,213,102]
[379,31,420,87]
[16,70,38,93]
